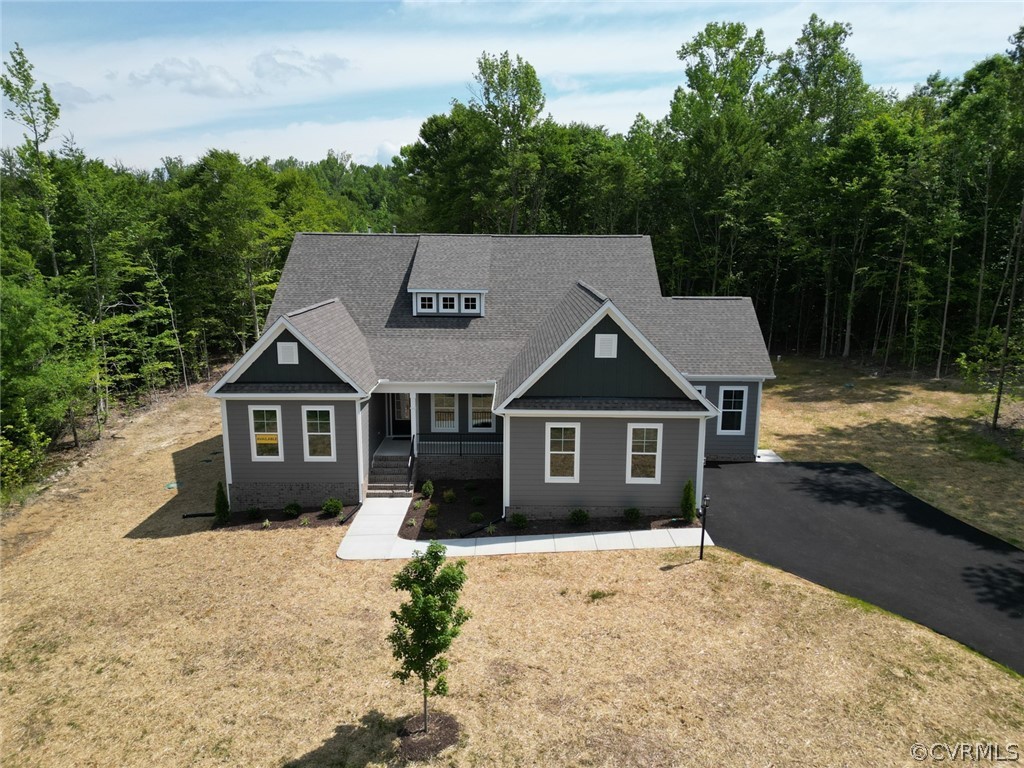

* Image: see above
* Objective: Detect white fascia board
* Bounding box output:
[220,400,233,500]
[209,393,364,401]
[374,381,496,395]
[407,288,490,294]
[208,315,368,397]
[492,409,714,419]
[685,375,773,382]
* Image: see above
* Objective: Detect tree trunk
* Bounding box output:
[992,194,1023,430]
[882,227,907,375]
[67,407,80,449]
[975,159,991,336]
[422,681,429,733]
[935,234,955,379]
[766,248,781,353]
[842,254,858,358]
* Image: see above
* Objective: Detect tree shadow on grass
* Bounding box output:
[124,436,224,539]
[284,710,403,768]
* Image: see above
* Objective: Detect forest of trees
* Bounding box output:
[2,16,1022,492]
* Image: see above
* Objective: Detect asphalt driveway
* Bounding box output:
[704,462,1024,675]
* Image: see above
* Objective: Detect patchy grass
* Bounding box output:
[763,357,1024,547]
[1,387,1022,767]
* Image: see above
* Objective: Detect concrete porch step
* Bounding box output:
[366,488,412,498]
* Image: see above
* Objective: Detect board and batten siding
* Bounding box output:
[691,380,761,461]
[507,416,701,517]
[225,399,359,508]
[235,329,350,386]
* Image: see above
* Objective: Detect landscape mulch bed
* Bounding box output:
[213,503,359,532]
[398,477,699,540]
[397,711,461,761]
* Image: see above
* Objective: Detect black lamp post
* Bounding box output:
[698,493,710,560]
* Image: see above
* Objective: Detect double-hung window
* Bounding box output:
[718,386,747,435]
[302,406,335,461]
[545,423,580,483]
[249,405,283,461]
[469,394,494,432]
[431,394,457,432]
[626,423,662,483]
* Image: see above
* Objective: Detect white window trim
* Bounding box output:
[277,341,298,365]
[717,386,748,436]
[418,293,437,314]
[439,293,459,313]
[248,405,283,462]
[693,385,707,396]
[431,393,458,432]
[301,405,336,462]
[594,333,618,358]
[468,393,495,433]
[461,293,480,313]
[545,422,580,483]
[626,422,663,484]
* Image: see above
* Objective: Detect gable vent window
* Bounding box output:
[277,342,299,365]
[594,333,618,359]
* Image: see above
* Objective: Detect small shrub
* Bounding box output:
[284,501,302,518]
[569,508,589,526]
[246,507,262,521]
[468,511,484,524]
[422,518,438,532]
[471,495,485,506]
[412,499,423,511]
[321,498,344,515]
[213,482,230,526]
[425,504,439,519]
[421,479,435,499]
[442,488,457,503]
[588,589,616,602]
[510,513,529,530]
[623,507,641,526]
[406,518,417,527]
[299,516,310,527]
[261,519,271,530]
[680,480,696,524]
[446,529,459,537]
[464,481,478,492]
[484,523,497,536]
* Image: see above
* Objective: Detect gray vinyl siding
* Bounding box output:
[692,380,760,461]
[225,399,359,488]
[524,316,684,399]
[416,393,503,436]
[236,330,348,386]
[507,416,700,510]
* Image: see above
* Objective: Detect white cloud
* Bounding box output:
[249,49,351,84]
[128,57,257,98]
[51,82,111,108]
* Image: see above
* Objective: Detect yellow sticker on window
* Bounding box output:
[255,434,278,445]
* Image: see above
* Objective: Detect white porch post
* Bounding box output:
[502,416,511,514]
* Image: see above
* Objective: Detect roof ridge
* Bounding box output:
[286,298,339,317]
[576,280,609,303]
[669,296,746,301]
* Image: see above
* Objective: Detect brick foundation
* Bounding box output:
[228,481,360,511]
[416,455,501,480]
[508,504,680,520]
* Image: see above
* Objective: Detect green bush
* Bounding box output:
[425,504,439,519]
[510,513,529,530]
[442,488,457,503]
[464,481,478,491]
[468,511,484,524]
[569,508,589,526]
[471,495,485,506]
[245,507,262,520]
[484,523,497,535]
[299,516,310,527]
[261,519,271,529]
[422,518,438,532]
[321,498,344,515]
[284,501,302,518]
[680,480,696,524]
[421,479,435,499]
[412,499,423,510]
[623,507,641,526]
[214,481,230,526]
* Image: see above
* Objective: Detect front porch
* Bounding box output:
[373,435,502,459]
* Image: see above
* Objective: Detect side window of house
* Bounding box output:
[302,406,335,461]
[432,394,457,431]
[249,406,282,461]
[718,387,747,434]
[627,423,662,483]
[545,423,580,483]
[469,394,494,431]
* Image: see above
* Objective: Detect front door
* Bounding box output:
[388,393,411,437]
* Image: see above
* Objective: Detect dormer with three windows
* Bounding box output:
[408,234,490,317]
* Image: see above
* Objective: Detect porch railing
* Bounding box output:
[416,433,502,457]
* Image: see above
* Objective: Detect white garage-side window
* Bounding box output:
[545,422,580,483]
[717,386,747,435]
[626,423,662,484]
[302,405,336,461]
[249,405,283,461]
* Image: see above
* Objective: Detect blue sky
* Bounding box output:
[2,1,1021,170]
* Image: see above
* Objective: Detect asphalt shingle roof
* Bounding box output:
[264,233,774,390]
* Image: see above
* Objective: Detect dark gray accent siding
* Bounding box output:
[236,330,349,386]
[524,316,685,399]
[225,399,359,506]
[507,416,700,511]
[416,393,502,436]
[692,380,760,461]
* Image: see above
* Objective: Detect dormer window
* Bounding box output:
[418,294,436,314]
[461,294,478,313]
[440,294,458,312]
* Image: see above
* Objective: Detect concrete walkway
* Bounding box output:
[337,496,713,560]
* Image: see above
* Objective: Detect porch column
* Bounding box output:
[410,392,418,456]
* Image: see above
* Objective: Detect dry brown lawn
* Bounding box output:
[2,384,1022,768]
[762,357,1024,547]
